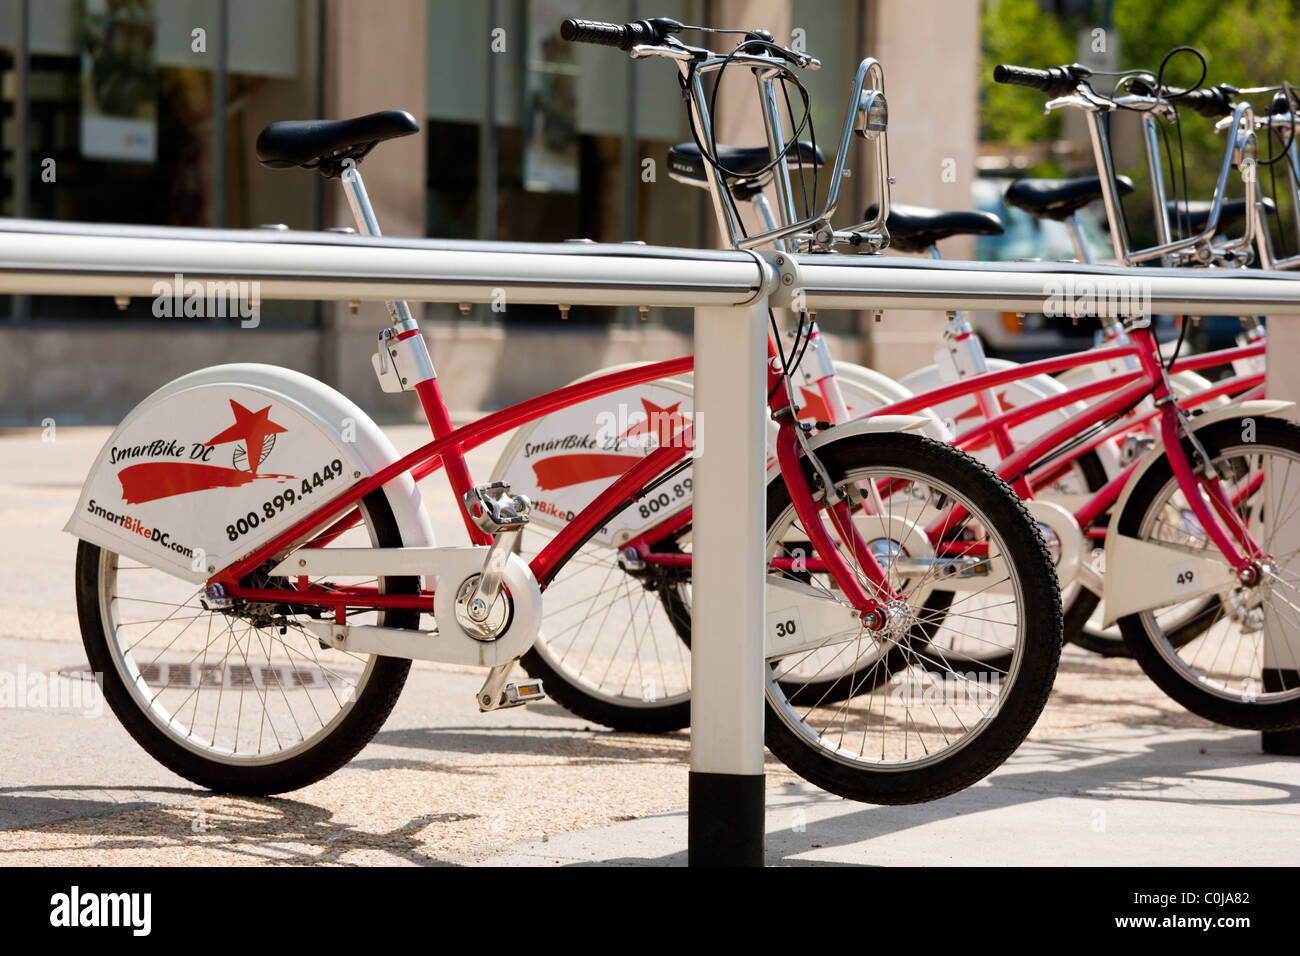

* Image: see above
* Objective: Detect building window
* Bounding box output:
[425,0,707,328]
[2,0,323,327]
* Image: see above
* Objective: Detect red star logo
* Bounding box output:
[205,400,287,475]
[620,398,690,445]
[796,386,831,422]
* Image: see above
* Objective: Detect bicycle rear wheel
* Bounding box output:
[75,491,419,795]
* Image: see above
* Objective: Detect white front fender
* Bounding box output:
[65,363,434,583]
[804,414,932,450]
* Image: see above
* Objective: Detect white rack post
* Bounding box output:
[689,300,770,866]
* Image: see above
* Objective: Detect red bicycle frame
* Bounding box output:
[871,327,1265,573]
[210,330,899,620]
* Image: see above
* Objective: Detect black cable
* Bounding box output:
[1157,117,1189,239]
[768,307,797,401]
[693,38,814,181]
[1173,102,1193,246]
[779,74,820,233]
[1018,411,1127,481]
[780,77,811,222]
[1268,125,1290,258]
[1102,49,1206,251]
[1154,46,1208,104]
[1165,312,1190,374]
[680,33,821,402]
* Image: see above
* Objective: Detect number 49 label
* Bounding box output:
[1169,560,1200,597]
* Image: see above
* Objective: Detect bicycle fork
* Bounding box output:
[766,333,902,628]
[1135,327,1267,578]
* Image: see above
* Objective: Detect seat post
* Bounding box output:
[339,164,486,541]
[1063,213,1093,265]
[340,165,418,329]
[1064,213,1129,345]
[340,164,385,237]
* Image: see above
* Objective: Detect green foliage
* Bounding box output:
[982,0,1300,248]
[980,0,1073,145]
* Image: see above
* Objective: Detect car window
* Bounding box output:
[973,180,1114,264]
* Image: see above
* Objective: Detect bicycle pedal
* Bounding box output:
[480,679,546,712]
[463,481,532,534]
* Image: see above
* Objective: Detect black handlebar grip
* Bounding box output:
[1124,78,1237,118]
[560,18,628,48]
[994,63,1086,98]
[994,64,1054,91]
[1179,86,1237,119]
[560,17,669,50]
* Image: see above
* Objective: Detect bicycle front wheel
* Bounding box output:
[1116,416,1300,729]
[763,431,1063,804]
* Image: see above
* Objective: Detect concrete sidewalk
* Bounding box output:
[471,727,1300,866]
[3,426,1299,866]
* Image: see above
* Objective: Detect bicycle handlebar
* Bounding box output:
[1128,78,1239,119]
[559,17,679,50]
[1174,84,1239,119]
[560,15,816,70]
[993,63,1090,97]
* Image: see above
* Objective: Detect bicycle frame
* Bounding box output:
[213,335,902,617]
[696,134,1270,576]
[198,34,928,625]
[205,168,904,621]
[715,59,1275,578]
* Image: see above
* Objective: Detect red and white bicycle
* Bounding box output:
[67,18,1063,804]
[503,29,1300,734]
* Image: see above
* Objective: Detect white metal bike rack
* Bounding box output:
[0,219,777,866]
[5,219,1300,863]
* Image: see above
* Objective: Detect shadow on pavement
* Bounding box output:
[371,724,691,767]
[480,726,1300,866]
[0,785,468,866]
[4,725,1295,866]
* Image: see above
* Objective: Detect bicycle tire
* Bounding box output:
[1116,416,1300,729]
[76,491,419,795]
[762,431,1063,803]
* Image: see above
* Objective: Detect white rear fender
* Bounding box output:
[490,367,697,548]
[64,363,434,583]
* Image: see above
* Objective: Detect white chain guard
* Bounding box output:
[302,547,542,668]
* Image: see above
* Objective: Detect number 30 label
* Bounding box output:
[767,607,804,652]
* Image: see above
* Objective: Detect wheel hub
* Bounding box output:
[877,598,917,641]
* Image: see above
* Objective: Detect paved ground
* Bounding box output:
[2,425,1298,866]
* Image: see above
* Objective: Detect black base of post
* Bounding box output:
[1262,728,1300,755]
[688,771,765,867]
[1262,669,1300,755]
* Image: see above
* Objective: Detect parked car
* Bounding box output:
[967,175,1121,358]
